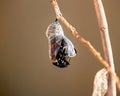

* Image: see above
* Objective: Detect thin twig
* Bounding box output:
[94,0,116,95]
[50,0,120,91]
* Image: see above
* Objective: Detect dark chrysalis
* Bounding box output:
[46,19,77,68]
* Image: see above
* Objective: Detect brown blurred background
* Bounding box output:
[0,0,120,96]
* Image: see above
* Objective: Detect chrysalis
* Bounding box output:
[46,19,77,68]
[92,68,108,96]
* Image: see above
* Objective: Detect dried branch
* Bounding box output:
[50,0,120,92]
[94,0,116,95]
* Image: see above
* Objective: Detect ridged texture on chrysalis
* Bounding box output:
[92,68,108,96]
[46,19,77,68]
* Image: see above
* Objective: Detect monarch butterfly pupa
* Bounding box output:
[46,19,77,68]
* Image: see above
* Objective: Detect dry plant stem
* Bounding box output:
[94,0,116,95]
[50,0,120,91]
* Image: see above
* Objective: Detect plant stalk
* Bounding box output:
[94,0,116,95]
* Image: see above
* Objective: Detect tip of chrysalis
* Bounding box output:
[55,18,58,22]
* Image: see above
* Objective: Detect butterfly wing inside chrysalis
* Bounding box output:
[49,35,62,61]
[48,36,69,68]
[49,35,77,68]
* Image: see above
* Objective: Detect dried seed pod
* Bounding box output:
[92,68,108,96]
[46,19,77,68]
